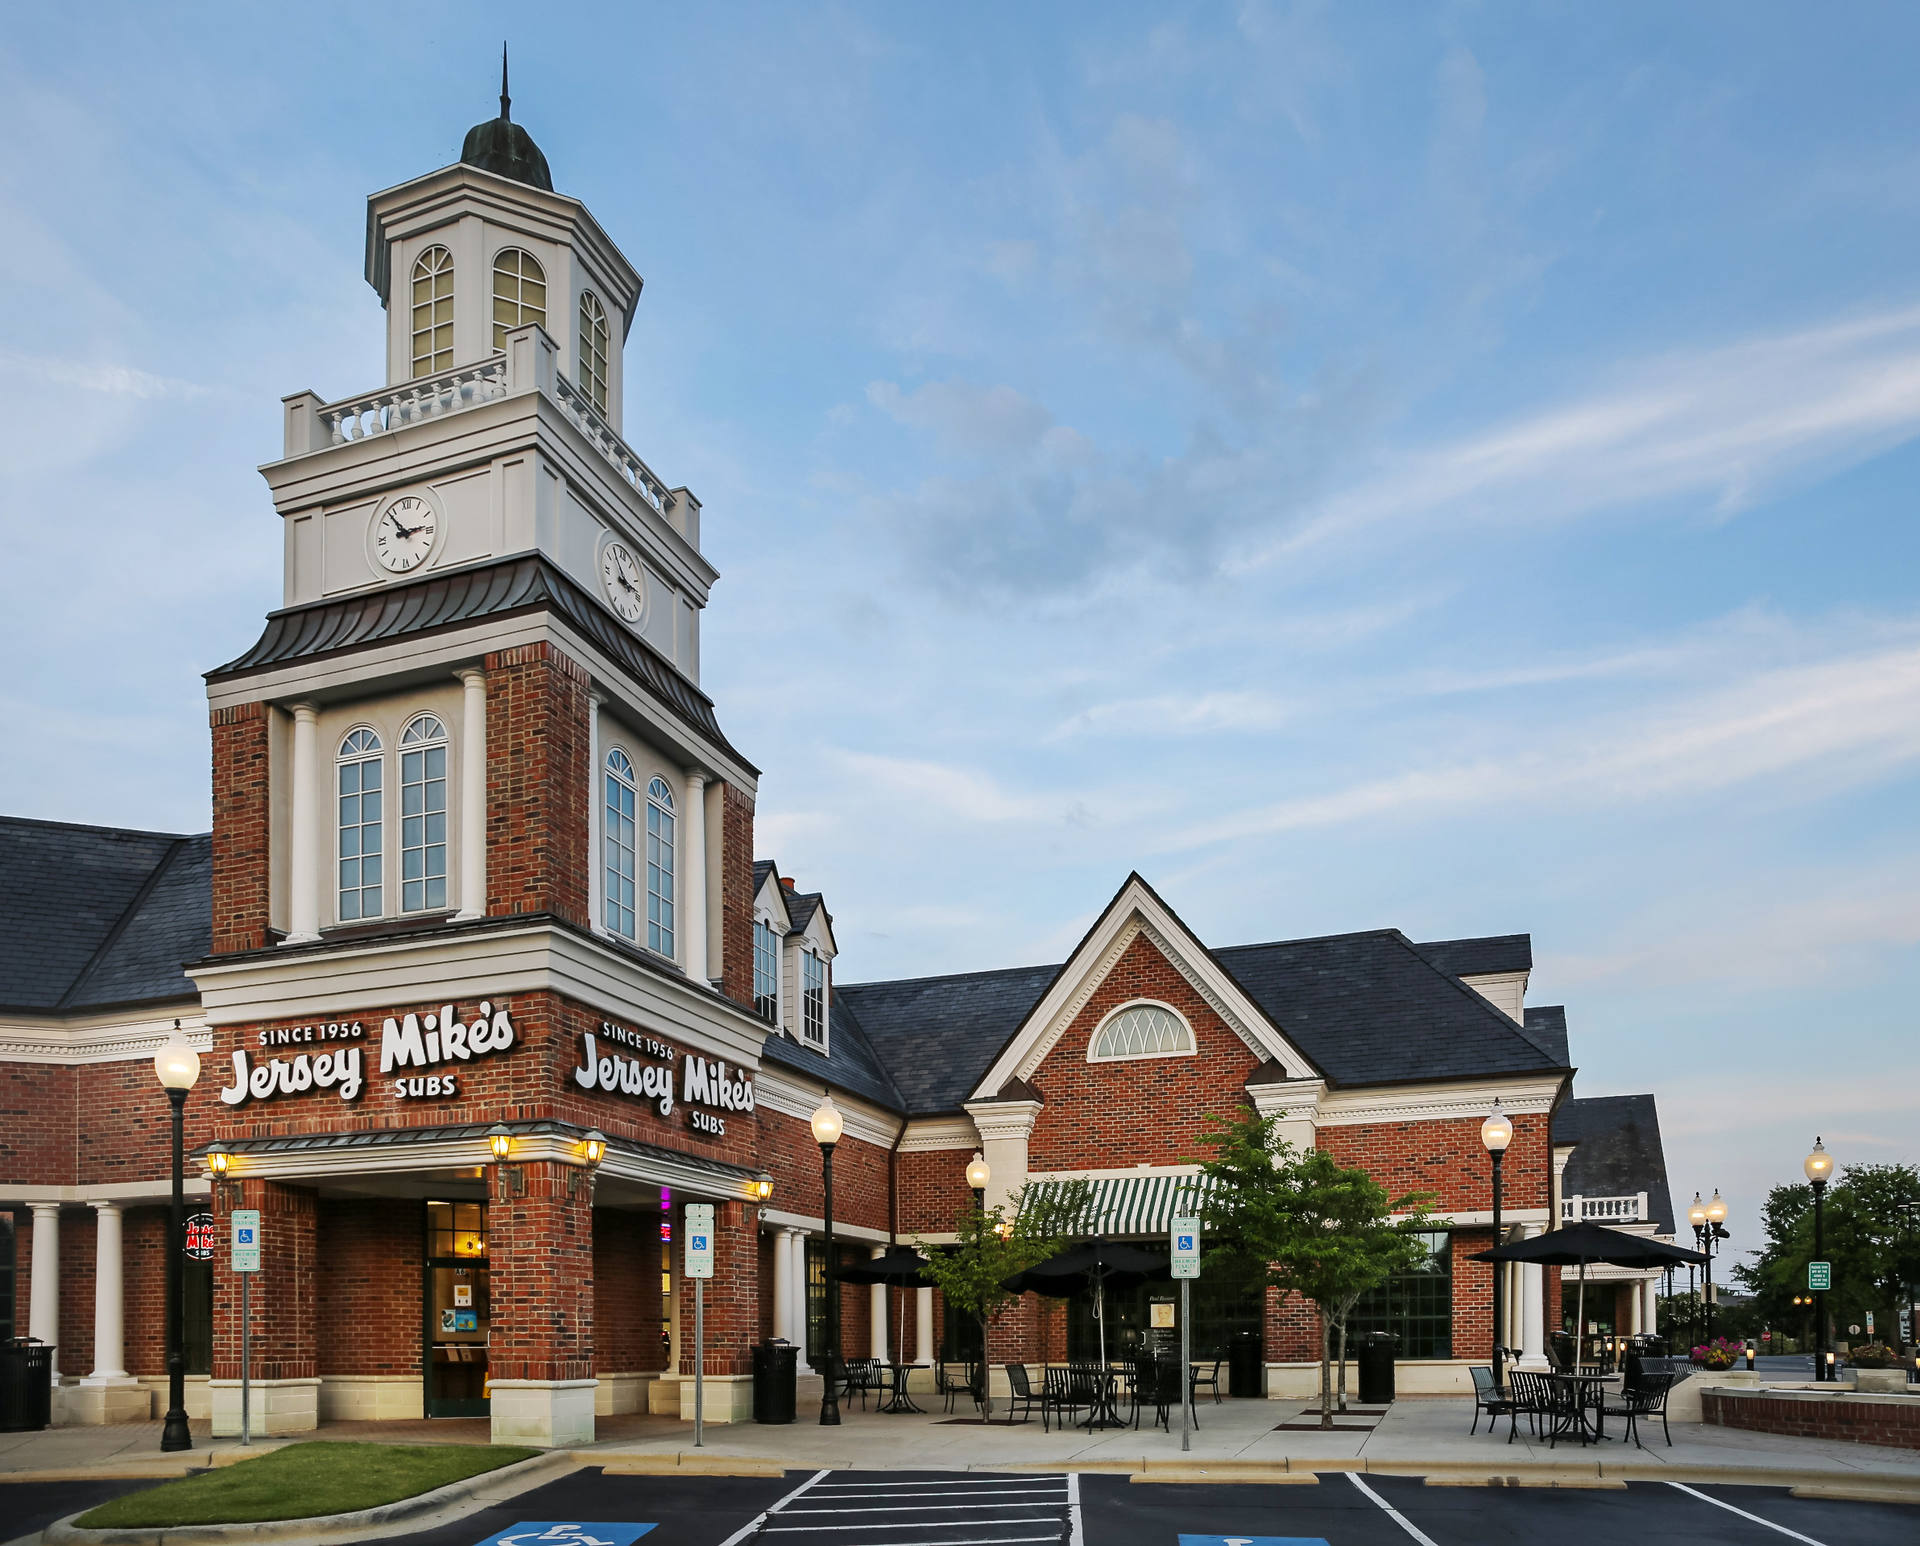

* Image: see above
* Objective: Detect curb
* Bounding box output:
[39,1450,580,1546]
[584,1451,788,1478]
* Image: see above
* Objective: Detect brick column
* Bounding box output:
[488,1158,595,1445]
[211,1179,318,1435]
[719,783,756,1007]
[484,643,590,926]
[675,1199,760,1422]
[210,703,272,953]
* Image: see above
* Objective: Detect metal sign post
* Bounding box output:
[1171,1214,1200,1454]
[685,1204,715,1448]
[231,1210,261,1446]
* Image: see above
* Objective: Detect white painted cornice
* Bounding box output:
[0,1010,211,1067]
[1314,1075,1564,1128]
[1027,1164,1203,1181]
[0,1180,213,1207]
[1247,1077,1325,1121]
[758,1207,890,1245]
[897,1117,979,1154]
[1422,1208,1550,1228]
[962,1100,1042,1143]
[754,1063,903,1150]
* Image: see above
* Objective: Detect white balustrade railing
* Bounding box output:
[320,358,508,445]
[551,372,670,515]
[1561,1192,1647,1224]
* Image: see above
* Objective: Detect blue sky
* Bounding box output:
[4,3,1917,1258]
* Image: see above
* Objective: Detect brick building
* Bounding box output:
[0,97,1676,1443]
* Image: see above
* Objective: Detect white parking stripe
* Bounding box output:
[751,1469,1071,1545]
[1667,1481,1831,1545]
[1346,1473,1443,1546]
[1066,1472,1083,1546]
[782,1505,1065,1515]
[716,1468,833,1546]
[792,1490,1067,1502]
[765,1520,1066,1532]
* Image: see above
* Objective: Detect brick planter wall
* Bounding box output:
[1704,1388,1920,1451]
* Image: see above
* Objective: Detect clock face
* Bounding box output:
[600,540,645,624]
[372,496,439,574]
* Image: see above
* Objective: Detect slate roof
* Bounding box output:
[0,818,210,1012]
[209,551,750,769]
[1522,1005,1570,1066]
[784,891,825,935]
[1553,1094,1676,1233]
[760,995,906,1113]
[1414,934,1533,977]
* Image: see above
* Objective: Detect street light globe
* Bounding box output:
[965,1151,992,1191]
[153,1036,200,1092]
[1688,1193,1708,1228]
[1803,1137,1833,1185]
[1706,1189,1727,1225]
[1480,1102,1513,1154]
[810,1097,843,1149]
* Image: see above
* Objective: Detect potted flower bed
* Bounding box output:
[1690,1336,1746,1372]
[1846,1344,1911,1394]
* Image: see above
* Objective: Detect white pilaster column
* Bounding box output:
[791,1232,813,1372]
[916,1286,935,1368]
[27,1203,60,1380]
[1520,1226,1546,1364]
[682,771,708,984]
[773,1228,794,1348]
[455,669,487,919]
[285,703,320,943]
[870,1245,889,1362]
[1642,1276,1660,1336]
[587,693,605,933]
[961,1102,1042,1215]
[1626,1279,1643,1336]
[85,1202,128,1381]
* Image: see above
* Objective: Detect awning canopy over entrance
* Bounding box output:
[1022,1172,1214,1238]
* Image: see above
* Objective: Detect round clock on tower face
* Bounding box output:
[371,496,439,574]
[600,540,645,625]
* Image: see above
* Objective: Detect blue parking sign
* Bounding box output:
[473,1525,655,1546]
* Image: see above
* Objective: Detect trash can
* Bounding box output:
[0,1339,53,1432]
[1357,1332,1398,1405]
[1228,1330,1264,1397]
[752,1338,798,1424]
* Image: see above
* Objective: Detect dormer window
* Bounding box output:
[577,291,610,414]
[491,248,547,349]
[754,918,780,1023]
[410,247,454,377]
[801,949,827,1049]
[646,777,676,958]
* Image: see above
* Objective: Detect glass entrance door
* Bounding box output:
[424,1201,490,1417]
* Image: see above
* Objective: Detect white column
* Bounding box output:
[285,703,320,943]
[1625,1279,1643,1336]
[790,1233,812,1372]
[587,693,604,932]
[916,1286,935,1368]
[1520,1224,1546,1365]
[85,1202,127,1381]
[870,1245,889,1362]
[455,669,487,919]
[681,771,708,984]
[1643,1276,1660,1337]
[27,1203,60,1380]
[772,1229,794,1348]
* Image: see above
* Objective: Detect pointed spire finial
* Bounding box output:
[500,41,511,122]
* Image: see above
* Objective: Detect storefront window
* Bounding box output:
[425,1200,490,1418]
[940,1299,984,1364]
[1347,1230,1453,1359]
[428,1201,488,1260]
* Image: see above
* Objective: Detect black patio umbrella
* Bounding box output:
[1003,1239,1171,1371]
[1471,1221,1707,1354]
[832,1245,934,1363]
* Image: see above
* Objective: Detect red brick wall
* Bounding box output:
[897,1149,972,1237]
[0,1065,74,1185]
[212,1179,317,1380]
[210,702,272,954]
[1320,1114,1551,1214]
[484,642,589,927]
[58,1210,96,1376]
[719,782,755,1008]
[1705,1390,1920,1451]
[75,1063,182,1189]
[595,1209,667,1373]
[489,1159,593,1382]
[1027,932,1259,1170]
[122,1208,168,1377]
[316,1200,420,1377]
[756,1110,890,1234]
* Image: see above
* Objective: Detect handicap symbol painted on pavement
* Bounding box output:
[474,1524,655,1546]
[1179,1537,1329,1546]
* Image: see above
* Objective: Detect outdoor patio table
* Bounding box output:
[1078,1365,1128,1430]
[1543,1370,1616,1444]
[880,1362,927,1414]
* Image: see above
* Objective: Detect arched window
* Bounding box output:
[577,291,610,415]
[645,776,675,957]
[604,748,638,940]
[398,714,448,913]
[492,248,547,349]
[337,728,383,921]
[1088,1001,1194,1061]
[410,247,454,378]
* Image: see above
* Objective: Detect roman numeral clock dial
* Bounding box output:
[371,495,438,574]
[600,540,645,624]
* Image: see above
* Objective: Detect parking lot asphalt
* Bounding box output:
[0,1479,153,1546]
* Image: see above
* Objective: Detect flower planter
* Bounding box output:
[1852,1368,1911,1394]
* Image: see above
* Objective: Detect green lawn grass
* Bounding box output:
[74,1441,540,1528]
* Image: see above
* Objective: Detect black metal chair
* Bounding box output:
[1040,1365,1083,1432]
[933,1360,964,1414]
[1469,1365,1518,1437]
[1001,1363,1037,1424]
[1602,1371,1677,1448]
[1505,1368,1554,1444]
[1189,1357,1223,1405]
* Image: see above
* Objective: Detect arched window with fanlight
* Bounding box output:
[645,777,675,957]
[337,728,384,920]
[604,747,638,940]
[577,291,610,414]
[1088,1000,1195,1062]
[410,247,454,377]
[492,248,546,349]
[399,714,449,913]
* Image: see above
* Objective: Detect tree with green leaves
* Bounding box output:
[913,1179,1090,1416]
[1196,1108,1438,1429]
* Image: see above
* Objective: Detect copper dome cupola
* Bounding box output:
[460,46,553,192]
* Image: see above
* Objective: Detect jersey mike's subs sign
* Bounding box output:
[574,1021,754,1136]
[218,1000,518,1106]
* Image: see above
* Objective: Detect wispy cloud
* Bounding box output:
[0,349,208,401]
[1045,689,1292,741]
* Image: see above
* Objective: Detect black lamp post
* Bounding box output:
[154,1031,200,1452]
[1805,1137,1834,1381]
[1481,1102,1513,1387]
[1688,1190,1729,1343]
[811,1097,843,1425]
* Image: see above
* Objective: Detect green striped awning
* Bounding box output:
[1023,1173,1215,1237]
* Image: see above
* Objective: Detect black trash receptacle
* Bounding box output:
[1357,1332,1398,1404]
[1228,1330,1264,1397]
[0,1339,54,1432]
[753,1338,798,1424]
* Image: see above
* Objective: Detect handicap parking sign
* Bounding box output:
[473,1525,654,1546]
